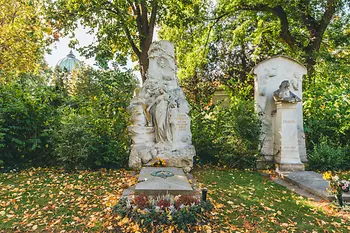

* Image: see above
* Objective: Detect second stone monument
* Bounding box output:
[253,56,307,171]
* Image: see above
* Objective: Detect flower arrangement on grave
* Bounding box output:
[323,171,350,195]
[323,171,350,207]
[152,158,166,167]
[113,194,213,231]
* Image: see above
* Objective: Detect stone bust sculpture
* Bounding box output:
[273,80,301,103]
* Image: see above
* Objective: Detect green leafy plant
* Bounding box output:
[191,95,261,168]
[53,67,136,170]
[308,136,348,171]
[113,195,213,231]
[0,75,63,169]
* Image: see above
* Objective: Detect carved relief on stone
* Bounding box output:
[253,55,308,163]
[128,40,195,172]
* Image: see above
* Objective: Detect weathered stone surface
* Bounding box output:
[135,167,193,195]
[128,41,195,171]
[253,56,307,163]
[278,163,305,172]
[153,145,196,173]
[274,101,304,171]
[128,126,155,145]
[283,171,350,201]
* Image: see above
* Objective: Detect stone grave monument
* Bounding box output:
[126,40,196,195]
[272,80,305,171]
[253,56,307,170]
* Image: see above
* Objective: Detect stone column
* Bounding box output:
[274,102,305,171]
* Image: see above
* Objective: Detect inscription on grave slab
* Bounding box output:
[176,113,188,131]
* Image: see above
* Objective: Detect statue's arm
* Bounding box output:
[147,95,161,112]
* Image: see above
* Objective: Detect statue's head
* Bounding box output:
[148,40,175,58]
[280,80,290,90]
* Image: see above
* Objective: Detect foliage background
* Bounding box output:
[0,0,349,171]
[0,68,136,170]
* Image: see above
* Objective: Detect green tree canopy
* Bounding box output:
[160,0,349,91]
[217,0,349,79]
[46,0,206,82]
[0,0,49,82]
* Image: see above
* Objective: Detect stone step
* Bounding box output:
[278,171,350,201]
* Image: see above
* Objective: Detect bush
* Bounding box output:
[308,136,349,171]
[0,67,135,170]
[53,67,135,170]
[303,60,349,149]
[191,97,261,168]
[0,75,63,168]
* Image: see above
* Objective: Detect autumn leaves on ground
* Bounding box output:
[1,168,349,232]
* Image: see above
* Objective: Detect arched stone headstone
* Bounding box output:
[253,56,307,164]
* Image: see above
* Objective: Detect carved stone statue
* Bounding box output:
[128,41,195,172]
[273,80,301,103]
[147,88,172,143]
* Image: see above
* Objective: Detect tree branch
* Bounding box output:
[102,4,141,57]
[239,4,298,49]
[131,2,144,39]
[271,5,298,50]
[140,0,149,30]
[319,0,337,36]
[303,0,337,52]
[145,0,158,46]
[214,4,299,50]
[298,0,319,33]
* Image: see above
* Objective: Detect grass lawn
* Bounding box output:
[0,168,137,232]
[1,167,349,232]
[194,168,350,232]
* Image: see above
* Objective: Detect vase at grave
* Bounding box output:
[336,194,343,207]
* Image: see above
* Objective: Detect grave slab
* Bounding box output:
[135,167,193,195]
[282,171,350,201]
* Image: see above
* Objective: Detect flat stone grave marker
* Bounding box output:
[135,167,193,195]
[283,171,350,201]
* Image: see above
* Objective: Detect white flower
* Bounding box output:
[180,204,186,209]
[126,199,131,209]
[169,205,176,213]
[332,175,339,181]
[150,199,156,206]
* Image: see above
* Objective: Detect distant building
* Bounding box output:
[56,50,81,73]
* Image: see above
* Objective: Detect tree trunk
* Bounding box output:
[139,50,149,83]
[305,53,317,84]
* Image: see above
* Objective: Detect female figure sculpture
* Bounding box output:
[147,88,173,143]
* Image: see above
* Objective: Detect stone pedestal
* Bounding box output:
[274,102,305,171]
